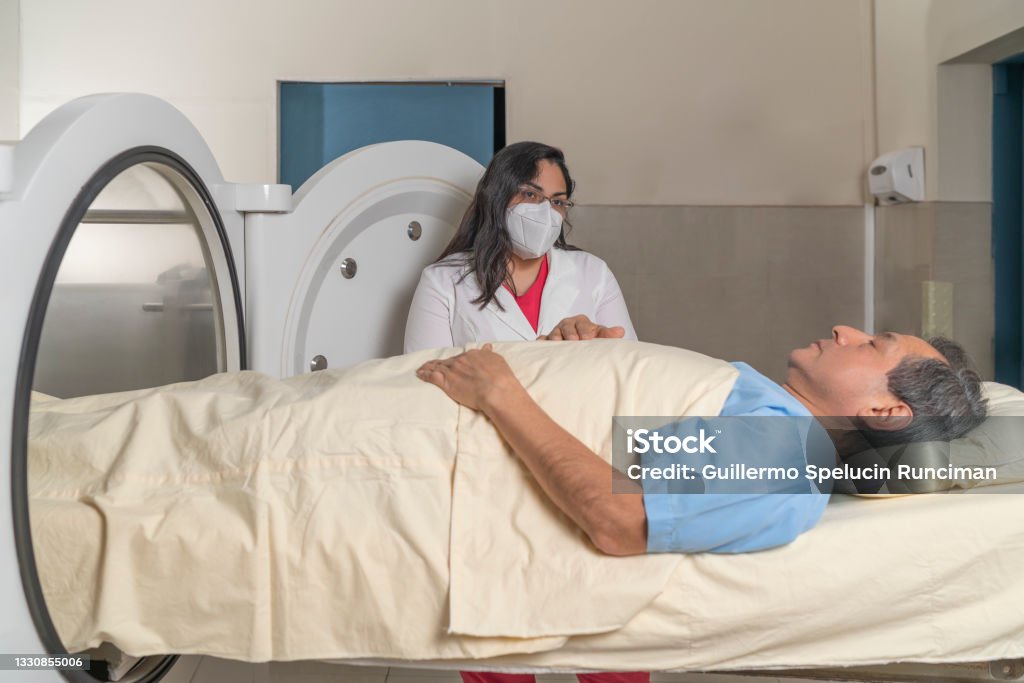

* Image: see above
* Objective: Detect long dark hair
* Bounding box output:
[437,141,579,309]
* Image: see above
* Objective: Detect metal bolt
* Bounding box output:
[340,258,357,279]
[310,355,328,372]
[990,659,1024,680]
[408,220,422,241]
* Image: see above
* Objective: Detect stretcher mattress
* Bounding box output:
[410,485,1024,672]
[27,341,1024,670]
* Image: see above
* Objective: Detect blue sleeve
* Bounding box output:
[642,363,831,554]
[645,492,828,553]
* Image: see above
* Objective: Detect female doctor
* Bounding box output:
[405,141,646,683]
[404,141,637,352]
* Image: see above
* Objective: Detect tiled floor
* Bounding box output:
[159,657,819,683]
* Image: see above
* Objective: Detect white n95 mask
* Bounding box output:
[505,201,564,260]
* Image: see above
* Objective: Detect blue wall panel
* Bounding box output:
[279,83,498,189]
[279,84,326,193]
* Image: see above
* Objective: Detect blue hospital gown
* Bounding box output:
[642,362,832,554]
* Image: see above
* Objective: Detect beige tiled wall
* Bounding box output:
[874,202,994,379]
[569,206,865,383]
[569,203,995,384]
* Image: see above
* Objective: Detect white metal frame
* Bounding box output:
[0,94,247,682]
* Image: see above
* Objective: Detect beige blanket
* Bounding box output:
[29,340,738,661]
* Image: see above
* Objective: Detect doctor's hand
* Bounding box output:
[416,344,525,412]
[540,315,625,341]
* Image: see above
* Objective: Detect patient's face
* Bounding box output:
[786,326,945,416]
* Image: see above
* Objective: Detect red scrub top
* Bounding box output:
[503,255,549,332]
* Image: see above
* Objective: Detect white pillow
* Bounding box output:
[942,381,1024,488]
[850,381,1024,495]
[980,380,1024,416]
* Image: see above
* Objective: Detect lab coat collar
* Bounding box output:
[536,248,580,337]
[475,249,583,341]
[488,285,538,341]
[477,249,581,339]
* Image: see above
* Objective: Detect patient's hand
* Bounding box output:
[416,344,524,412]
[540,315,625,341]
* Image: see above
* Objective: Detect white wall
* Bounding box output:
[18,0,876,206]
[0,0,18,141]
[875,0,1024,202]
[929,0,1024,64]
[874,0,931,156]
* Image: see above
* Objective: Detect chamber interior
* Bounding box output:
[33,162,226,399]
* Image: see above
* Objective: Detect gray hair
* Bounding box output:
[861,336,988,446]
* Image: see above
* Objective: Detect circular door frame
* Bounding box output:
[0,94,246,682]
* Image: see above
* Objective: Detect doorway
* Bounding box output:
[993,56,1024,387]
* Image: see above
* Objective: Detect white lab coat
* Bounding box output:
[404,247,637,353]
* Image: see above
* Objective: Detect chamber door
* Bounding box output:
[0,94,245,682]
[245,140,484,377]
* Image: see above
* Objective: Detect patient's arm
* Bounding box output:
[417,345,647,556]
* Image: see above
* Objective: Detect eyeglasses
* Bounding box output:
[513,185,575,215]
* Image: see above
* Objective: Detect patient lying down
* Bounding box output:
[416,324,986,555]
[27,327,986,661]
